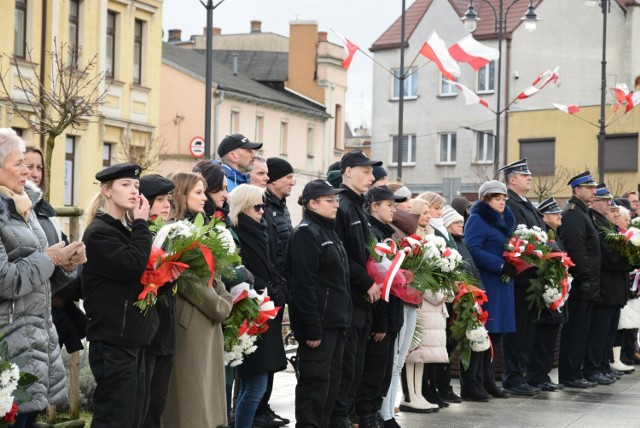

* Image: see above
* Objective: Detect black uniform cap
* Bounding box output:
[95,163,141,183]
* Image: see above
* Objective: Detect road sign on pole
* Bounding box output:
[189,136,206,158]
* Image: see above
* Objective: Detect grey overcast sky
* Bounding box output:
[162,0,408,132]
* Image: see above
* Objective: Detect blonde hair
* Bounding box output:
[417,191,445,208]
[228,184,265,226]
[85,182,113,225]
[169,172,208,221]
[409,198,430,215]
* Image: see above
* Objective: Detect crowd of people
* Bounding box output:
[1,126,640,428]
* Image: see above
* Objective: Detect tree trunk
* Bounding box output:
[44,133,57,201]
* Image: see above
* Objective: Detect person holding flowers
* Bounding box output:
[162,172,233,428]
[464,180,516,399]
[526,197,569,392]
[138,174,177,428]
[357,185,408,427]
[583,184,632,386]
[82,163,157,427]
[229,184,287,428]
[287,179,350,428]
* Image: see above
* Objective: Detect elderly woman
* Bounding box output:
[229,184,287,428]
[0,128,84,427]
[464,180,516,398]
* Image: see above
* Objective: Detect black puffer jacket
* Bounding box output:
[591,210,631,307]
[335,185,375,307]
[82,213,159,346]
[557,196,601,301]
[264,188,293,278]
[368,215,404,334]
[287,210,352,341]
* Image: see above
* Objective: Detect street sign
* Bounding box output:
[189,136,206,158]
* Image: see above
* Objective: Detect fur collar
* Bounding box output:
[470,200,516,236]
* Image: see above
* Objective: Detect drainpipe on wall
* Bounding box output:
[39,0,48,149]
[504,37,511,164]
[213,89,224,160]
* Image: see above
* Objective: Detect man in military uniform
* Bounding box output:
[557,171,600,388]
[499,158,546,396]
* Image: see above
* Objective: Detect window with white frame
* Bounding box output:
[254,114,264,143]
[230,110,239,133]
[280,121,288,155]
[64,136,76,206]
[307,125,314,158]
[14,0,27,59]
[68,0,80,67]
[392,67,418,99]
[102,142,113,167]
[439,133,457,164]
[391,134,416,165]
[477,61,495,93]
[440,75,458,96]
[133,19,143,84]
[475,131,494,163]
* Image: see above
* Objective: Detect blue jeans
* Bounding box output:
[234,373,268,428]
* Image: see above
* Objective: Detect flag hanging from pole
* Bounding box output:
[332,31,360,70]
[444,79,490,109]
[517,67,560,99]
[419,32,461,81]
[552,103,580,115]
[448,35,500,70]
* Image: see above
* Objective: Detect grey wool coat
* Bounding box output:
[0,183,74,412]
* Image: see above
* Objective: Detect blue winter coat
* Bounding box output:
[464,201,516,333]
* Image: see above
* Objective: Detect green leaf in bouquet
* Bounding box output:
[193,212,206,228]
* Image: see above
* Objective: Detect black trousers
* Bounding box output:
[460,350,485,394]
[355,331,396,416]
[89,341,146,428]
[559,299,593,383]
[296,329,347,428]
[501,283,537,388]
[619,328,639,362]
[484,333,502,387]
[140,352,174,428]
[584,305,621,377]
[527,322,561,385]
[331,305,371,419]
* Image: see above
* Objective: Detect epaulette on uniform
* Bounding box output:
[568,203,576,210]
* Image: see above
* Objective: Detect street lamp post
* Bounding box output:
[462,0,539,176]
[396,0,407,180]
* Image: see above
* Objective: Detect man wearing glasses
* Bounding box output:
[330,150,382,428]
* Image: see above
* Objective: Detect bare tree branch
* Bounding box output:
[117,132,169,172]
[0,41,110,200]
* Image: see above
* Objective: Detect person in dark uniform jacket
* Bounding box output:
[583,184,632,385]
[287,179,350,428]
[526,197,568,392]
[498,158,546,396]
[82,163,159,427]
[138,174,178,428]
[330,150,383,428]
[557,171,600,389]
[356,185,407,428]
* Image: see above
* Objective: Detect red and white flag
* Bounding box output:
[625,91,640,113]
[419,32,461,81]
[448,35,499,71]
[517,66,560,99]
[333,31,360,70]
[611,84,630,112]
[552,103,580,115]
[444,79,489,109]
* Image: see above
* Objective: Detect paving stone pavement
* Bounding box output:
[269,365,640,427]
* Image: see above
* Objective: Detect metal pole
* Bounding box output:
[397,0,406,180]
[204,0,214,159]
[494,0,504,178]
[597,0,608,183]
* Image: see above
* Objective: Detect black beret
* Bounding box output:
[139,174,175,199]
[95,163,141,183]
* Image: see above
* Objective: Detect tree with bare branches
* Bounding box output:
[528,165,572,203]
[0,42,109,200]
[117,130,168,172]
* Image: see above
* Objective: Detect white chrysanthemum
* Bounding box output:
[630,235,640,247]
[470,338,491,352]
[466,326,488,342]
[0,388,13,417]
[215,225,237,254]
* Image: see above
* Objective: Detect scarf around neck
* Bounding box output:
[0,186,32,221]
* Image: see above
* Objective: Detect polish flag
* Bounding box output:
[448,35,500,70]
[552,103,580,115]
[625,91,640,113]
[444,79,490,109]
[420,32,461,81]
[517,67,560,99]
[333,31,360,70]
[611,84,630,112]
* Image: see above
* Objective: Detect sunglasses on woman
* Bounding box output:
[253,203,267,212]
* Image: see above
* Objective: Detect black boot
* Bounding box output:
[359,413,383,428]
[422,364,449,408]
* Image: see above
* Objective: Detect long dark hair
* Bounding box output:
[193,160,226,214]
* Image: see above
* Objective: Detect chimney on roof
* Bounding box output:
[204,27,222,36]
[250,20,262,33]
[168,29,182,43]
[318,31,328,42]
